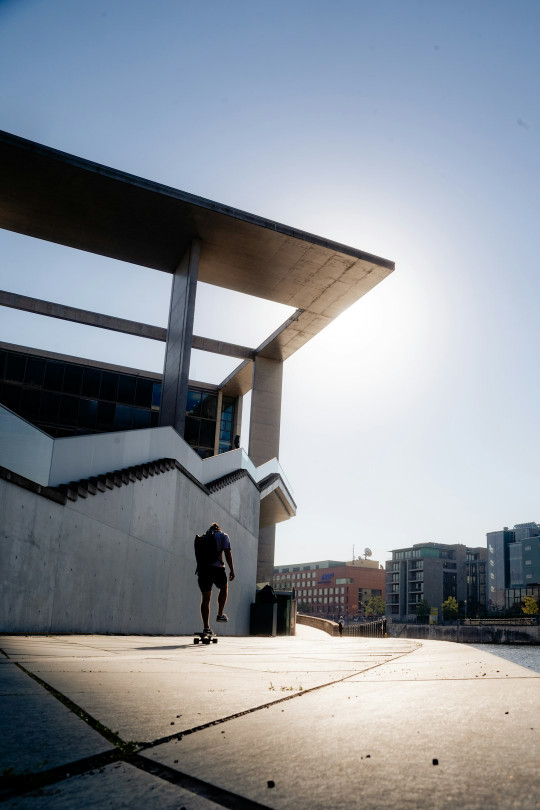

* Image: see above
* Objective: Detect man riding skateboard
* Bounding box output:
[195,522,235,636]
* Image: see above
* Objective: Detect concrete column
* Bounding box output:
[248,356,283,467]
[257,525,276,584]
[159,241,199,435]
[248,355,283,583]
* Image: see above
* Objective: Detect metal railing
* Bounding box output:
[343,619,387,638]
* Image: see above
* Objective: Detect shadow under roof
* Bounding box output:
[0,130,394,370]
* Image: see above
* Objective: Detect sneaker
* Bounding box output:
[216,614,228,622]
[203,627,213,636]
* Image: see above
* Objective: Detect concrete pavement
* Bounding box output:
[1,626,539,809]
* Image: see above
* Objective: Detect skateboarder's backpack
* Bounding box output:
[194,528,219,574]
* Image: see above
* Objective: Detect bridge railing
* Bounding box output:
[297,614,387,638]
[343,619,387,638]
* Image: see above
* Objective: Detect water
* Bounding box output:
[469,643,540,674]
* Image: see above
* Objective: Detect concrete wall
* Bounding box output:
[297,614,338,636]
[388,623,540,644]
[0,463,259,635]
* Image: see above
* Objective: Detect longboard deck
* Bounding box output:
[193,632,218,644]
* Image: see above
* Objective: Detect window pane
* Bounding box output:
[78,399,98,429]
[199,419,215,448]
[100,371,118,401]
[59,395,79,427]
[44,361,64,391]
[200,393,217,420]
[222,397,235,414]
[134,378,153,408]
[117,375,136,405]
[41,391,61,423]
[114,404,133,430]
[97,401,115,431]
[184,416,199,446]
[152,382,162,409]
[5,354,26,383]
[20,388,41,419]
[132,407,151,429]
[1,383,21,412]
[186,390,201,416]
[63,365,83,395]
[25,357,46,387]
[0,351,6,380]
[81,368,101,398]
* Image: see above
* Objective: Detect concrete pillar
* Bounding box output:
[257,525,276,584]
[248,356,283,467]
[159,241,199,436]
[248,355,283,583]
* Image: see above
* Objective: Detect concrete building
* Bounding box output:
[385,542,487,622]
[0,130,394,634]
[487,522,540,614]
[273,559,385,619]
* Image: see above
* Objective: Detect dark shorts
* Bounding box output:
[197,566,227,593]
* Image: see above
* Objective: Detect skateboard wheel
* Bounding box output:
[193,637,200,644]
[203,637,210,644]
[212,638,218,643]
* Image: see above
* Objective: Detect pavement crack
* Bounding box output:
[0,750,123,801]
[6,660,140,754]
[126,753,272,810]
[0,641,419,805]
[142,648,418,749]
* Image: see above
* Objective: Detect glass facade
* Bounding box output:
[387,543,487,620]
[505,585,540,613]
[508,541,523,587]
[487,530,511,613]
[0,348,160,438]
[0,347,237,459]
[488,525,540,613]
[185,388,218,458]
[219,396,236,454]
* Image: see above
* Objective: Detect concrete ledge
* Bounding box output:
[0,464,67,505]
[297,613,338,636]
[388,622,540,644]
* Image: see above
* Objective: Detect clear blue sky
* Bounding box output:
[1,0,539,565]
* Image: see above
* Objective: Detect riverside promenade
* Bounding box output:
[1,625,539,809]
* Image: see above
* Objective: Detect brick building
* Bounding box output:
[273,559,385,619]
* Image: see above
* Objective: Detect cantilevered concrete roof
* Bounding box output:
[0,130,394,371]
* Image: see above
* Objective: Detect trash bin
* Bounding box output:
[250,584,278,636]
[276,590,297,636]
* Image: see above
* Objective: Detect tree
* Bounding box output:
[441,596,459,621]
[521,595,539,616]
[365,595,386,616]
[415,598,430,624]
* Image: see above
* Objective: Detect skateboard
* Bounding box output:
[193,631,218,645]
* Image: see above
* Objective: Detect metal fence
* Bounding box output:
[343,619,387,638]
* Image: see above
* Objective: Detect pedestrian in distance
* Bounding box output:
[338,616,344,637]
[194,522,235,637]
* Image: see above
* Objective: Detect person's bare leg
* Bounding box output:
[201,590,212,629]
[217,582,228,616]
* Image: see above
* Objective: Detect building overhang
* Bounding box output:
[0,130,394,370]
[258,473,296,528]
